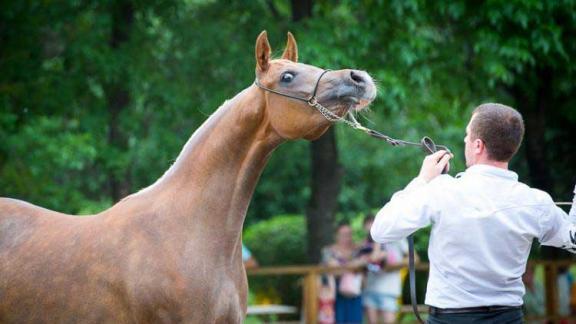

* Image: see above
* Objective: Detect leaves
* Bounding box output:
[1,0,575,217]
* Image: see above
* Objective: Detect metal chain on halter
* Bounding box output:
[308,98,358,126]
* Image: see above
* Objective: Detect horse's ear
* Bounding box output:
[281,32,298,62]
[255,31,271,73]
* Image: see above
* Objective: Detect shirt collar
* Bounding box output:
[460,164,519,181]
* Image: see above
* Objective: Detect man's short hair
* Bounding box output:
[470,103,525,162]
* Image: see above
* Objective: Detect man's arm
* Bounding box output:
[569,184,576,217]
[371,151,452,243]
[539,201,576,253]
[371,178,432,243]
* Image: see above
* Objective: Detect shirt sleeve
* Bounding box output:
[371,176,441,243]
[400,239,409,255]
[569,184,576,217]
[539,201,576,254]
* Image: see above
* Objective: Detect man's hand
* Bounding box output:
[418,150,453,183]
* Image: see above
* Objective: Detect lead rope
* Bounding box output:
[408,235,424,323]
[310,100,450,153]
[309,101,446,324]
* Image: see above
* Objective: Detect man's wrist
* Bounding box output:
[416,174,434,183]
[408,176,428,189]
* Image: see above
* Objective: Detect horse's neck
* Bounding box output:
[115,86,282,249]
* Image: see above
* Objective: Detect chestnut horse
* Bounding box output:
[0,31,376,323]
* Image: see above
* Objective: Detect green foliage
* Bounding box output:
[1,0,574,250]
[244,214,307,266]
[244,214,306,307]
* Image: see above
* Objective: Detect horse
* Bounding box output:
[0,31,376,323]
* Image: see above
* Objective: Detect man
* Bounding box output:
[371,103,576,323]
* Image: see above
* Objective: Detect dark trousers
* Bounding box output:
[334,292,362,324]
[427,308,523,324]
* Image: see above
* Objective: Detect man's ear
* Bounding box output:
[474,138,484,154]
[255,31,271,73]
[281,32,298,62]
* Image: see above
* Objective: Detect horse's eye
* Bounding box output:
[280,72,295,83]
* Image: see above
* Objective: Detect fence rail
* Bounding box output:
[247,260,576,324]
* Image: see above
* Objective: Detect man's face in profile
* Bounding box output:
[464,115,476,168]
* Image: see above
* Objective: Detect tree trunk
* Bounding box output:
[306,128,343,262]
[289,0,343,263]
[510,68,564,262]
[523,68,553,194]
[290,0,312,22]
[106,1,134,202]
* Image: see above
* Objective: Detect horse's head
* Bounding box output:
[254,31,377,140]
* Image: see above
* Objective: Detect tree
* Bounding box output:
[1,1,574,267]
[106,0,134,202]
[286,0,343,263]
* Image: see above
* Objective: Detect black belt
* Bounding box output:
[429,305,522,315]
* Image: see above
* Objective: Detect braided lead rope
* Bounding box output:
[254,74,450,153]
[408,235,425,324]
[309,100,451,153]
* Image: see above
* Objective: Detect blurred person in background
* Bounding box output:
[522,264,545,323]
[242,243,258,269]
[361,215,413,324]
[321,222,366,324]
[557,266,573,322]
[318,274,336,324]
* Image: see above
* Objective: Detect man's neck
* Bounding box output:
[473,159,509,170]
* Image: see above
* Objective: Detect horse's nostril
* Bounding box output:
[350,70,365,84]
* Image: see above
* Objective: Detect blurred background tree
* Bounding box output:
[1,0,575,304]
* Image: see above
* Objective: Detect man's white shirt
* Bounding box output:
[371,164,576,308]
[570,184,576,217]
